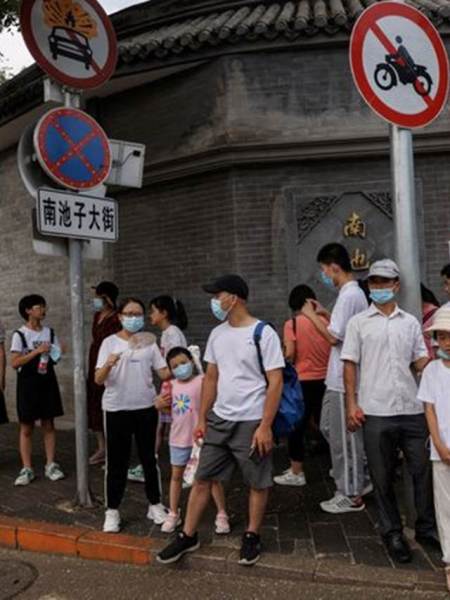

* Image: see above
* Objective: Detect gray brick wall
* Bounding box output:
[1,45,449,425]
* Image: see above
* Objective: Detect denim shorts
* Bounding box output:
[170,445,192,466]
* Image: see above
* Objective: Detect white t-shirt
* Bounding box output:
[160,325,187,357]
[96,334,167,412]
[204,321,285,422]
[417,359,450,461]
[11,325,59,353]
[326,281,368,392]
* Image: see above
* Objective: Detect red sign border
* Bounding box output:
[20,0,118,90]
[350,1,449,128]
[34,107,112,190]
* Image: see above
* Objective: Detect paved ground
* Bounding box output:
[0,548,448,600]
[0,423,443,572]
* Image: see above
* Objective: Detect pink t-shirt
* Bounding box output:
[169,374,203,448]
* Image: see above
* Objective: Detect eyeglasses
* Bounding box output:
[31,305,46,310]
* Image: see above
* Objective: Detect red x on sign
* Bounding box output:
[34,107,111,190]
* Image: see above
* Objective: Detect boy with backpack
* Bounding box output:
[10,295,64,486]
[157,274,285,566]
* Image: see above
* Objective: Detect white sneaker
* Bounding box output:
[127,464,145,482]
[45,462,65,482]
[273,469,306,487]
[215,512,231,535]
[14,467,35,486]
[161,511,182,533]
[147,503,168,525]
[103,509,121,533]
[320,492,365,514]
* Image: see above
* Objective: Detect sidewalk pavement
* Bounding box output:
[0,422,446,591]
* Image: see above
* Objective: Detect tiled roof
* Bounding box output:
[117,0,450,64]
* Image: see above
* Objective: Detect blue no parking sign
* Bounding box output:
[34,107,111,190]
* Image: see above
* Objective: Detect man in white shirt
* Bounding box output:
[342,259,438,563]
[440,264,450,308]
[302,243,368,514]
[157,275,284,567]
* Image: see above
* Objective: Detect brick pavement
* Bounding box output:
[0,423,443,573]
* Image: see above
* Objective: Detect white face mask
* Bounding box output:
[210,297,230,321]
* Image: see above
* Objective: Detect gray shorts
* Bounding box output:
[195,411,273,490]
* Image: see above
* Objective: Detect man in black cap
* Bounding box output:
[157,274,284,566]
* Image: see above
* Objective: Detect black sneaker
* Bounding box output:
[156,531,200,564]
[239,531,261,566]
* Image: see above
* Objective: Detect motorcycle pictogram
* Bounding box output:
[374,36,433,96]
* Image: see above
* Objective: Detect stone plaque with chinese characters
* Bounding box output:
[37,188,118,242]
[283,181,425,308]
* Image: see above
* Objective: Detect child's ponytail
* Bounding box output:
[174,299,188,331]
[150,295,188,330]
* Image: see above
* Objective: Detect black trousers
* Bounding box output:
[363,414,435,538]
[288,380,326,463]
[105,406,160,509]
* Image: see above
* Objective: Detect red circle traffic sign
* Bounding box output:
[350,1,449,128]
[34,107,111,190]
[20,0,117,90]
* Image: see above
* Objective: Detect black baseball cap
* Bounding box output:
[92,281,119,303]
[202,274,249,300]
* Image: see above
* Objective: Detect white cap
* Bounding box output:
[425,307,450,334]
[368,259,400,279]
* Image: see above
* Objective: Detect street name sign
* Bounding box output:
[350,1,449,128]
[20,0,117,90]
[37,188,118,242]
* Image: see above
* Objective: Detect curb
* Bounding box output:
[0,515,156,565]
[0,514,447,592]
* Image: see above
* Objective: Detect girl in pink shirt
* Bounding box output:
[156,346,230,534]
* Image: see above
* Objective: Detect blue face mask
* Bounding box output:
[320,271,335,289]
[173,362,194,381]
[211,298,229,321]
[92,298,104,312]
[437,348,450,361]
[50,344,62,363]
[122,316,144,333]
[369,288,396,305]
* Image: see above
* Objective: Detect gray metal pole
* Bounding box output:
[390,124,421,528]
[390,125,422,320]
[64,89,92,507]
[69,237,93,507]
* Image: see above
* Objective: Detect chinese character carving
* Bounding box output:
[351,248,370,271]
[43,197,56,226]
[344,212,366,239]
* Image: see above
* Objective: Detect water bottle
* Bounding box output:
[38,352,49,375]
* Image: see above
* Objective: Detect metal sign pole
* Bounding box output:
[64,91,92,507]
[390,124,421,529]
[69,237,92,506]
[390,125,422,319]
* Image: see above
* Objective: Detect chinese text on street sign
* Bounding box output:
[37,188,118,242]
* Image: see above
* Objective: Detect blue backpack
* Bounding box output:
[253,321,304,438]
